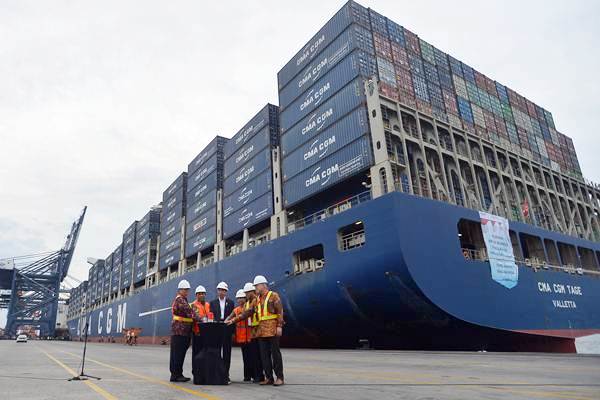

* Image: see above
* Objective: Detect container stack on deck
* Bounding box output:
[110,245,122,296]
[134,208,161,284]
[222,104,279,239]
[184,136,227,259]
[102,254,111,302]
[160,173,187,270]
[121,221,138,291]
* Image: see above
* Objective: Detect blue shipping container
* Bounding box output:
[162,232,182,255]
[279,51,374,133]
[111,247,121,293]
[224,105,271,159]
[279,24,373,108]
[187,152,219,193]
[160,217,182,244]
[163,187,185,215]
[187,136,227,176]
[277,1,368,90]
[281,78,365,155]
[186,170,218,205]
[223,148,272,195]
[133,255,147,284]
[282,107,369,181]
[223,169,272,218]
[184,228,216,258]
[186,190,217,221]
[161,208,180,229]
[283,136,373,207]
[163,172,187,202]
[222,192,273,238]
[185,209,217,239]
[159,248,180,271]
[224,127,272,176]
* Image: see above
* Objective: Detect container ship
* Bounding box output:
[67,1,600,352]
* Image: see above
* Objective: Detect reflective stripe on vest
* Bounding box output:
[257,291,278,321]
[191,300,210,335]
[172,296,193,323]
[233,306,251,344]
[244,299,260,327]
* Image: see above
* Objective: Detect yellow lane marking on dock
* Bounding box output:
[56,349,221,400]
[486,386,597,400]
[40,349,118,400]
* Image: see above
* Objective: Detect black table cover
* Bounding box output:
[192,322,228,385]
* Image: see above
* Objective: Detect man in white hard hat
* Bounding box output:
[210,281,234,382]
[169,279,197,382]
[227,276,284,386]
[190,285,211,376]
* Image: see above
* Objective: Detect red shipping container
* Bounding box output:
[380,82,399,101]
[391,42,409,69]
[396,68,413,91]
[373,32,392,61]
[399,89,417,108]
[494,116,507,136]
[404,28,420,55]
[485,76,496,96]
[474,70,486,89]
[526,99,537,119]
[483,110,496,133]
[416,98,432,114]
[442,88,458,114]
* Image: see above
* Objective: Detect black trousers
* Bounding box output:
[240,343,252,380]
[259,336,284,381]
[169,335,190,377]
[248,339,264,381]
[191,334,203,375]
[221,331,232,378]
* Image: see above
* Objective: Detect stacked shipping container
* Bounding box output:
[185,136,227,258]
[134,209,161,284]
[102,254,111,300]
[160,173,187,270]
[277,2,376,206]
[222,104,279,238]
[110,245,122,294]
[278,1,581,182]
[121,221,137,290]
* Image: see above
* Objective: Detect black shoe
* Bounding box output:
[243,378,252,382]
[170,376,190,383]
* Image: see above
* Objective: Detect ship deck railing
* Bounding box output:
[461,248,600,277]
[288,191,372,233]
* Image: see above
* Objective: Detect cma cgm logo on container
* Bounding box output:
[194,201,208,215]
[194,145,214,168]
[303,108,334,136]
[236,145,255,165]
[166,210,177,223]
[167,196,177,208]
[301,82,331,111]
[304,135,336,161]
[235,164,255,184]
[238,187,253,204]
[195,164,215,182]
[306,163,339,188]
[194,183,209,199]
[296,34,326,66]
[193,236,208,248]
[236,119,266,145]
[298,56,328,89]
[78,303,127,336]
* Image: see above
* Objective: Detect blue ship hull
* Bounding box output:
[67,192,600,352]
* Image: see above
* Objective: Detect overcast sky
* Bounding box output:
[1,1,599,326]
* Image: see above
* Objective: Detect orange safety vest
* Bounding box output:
[190,300,211,335]
[257,291,279,321]
[172,295,193,324]
[233,306,251,344]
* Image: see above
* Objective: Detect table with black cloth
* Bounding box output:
[192,322,228,385]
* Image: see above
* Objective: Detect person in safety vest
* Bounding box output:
[169,279,199,382]
[190,285,211,375]
[226,282,264,383]
[227,275,284,386]
[229,289,253,382]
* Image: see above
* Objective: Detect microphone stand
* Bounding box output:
[69,320,101,381]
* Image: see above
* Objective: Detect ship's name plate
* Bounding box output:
[537,281,582,309]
